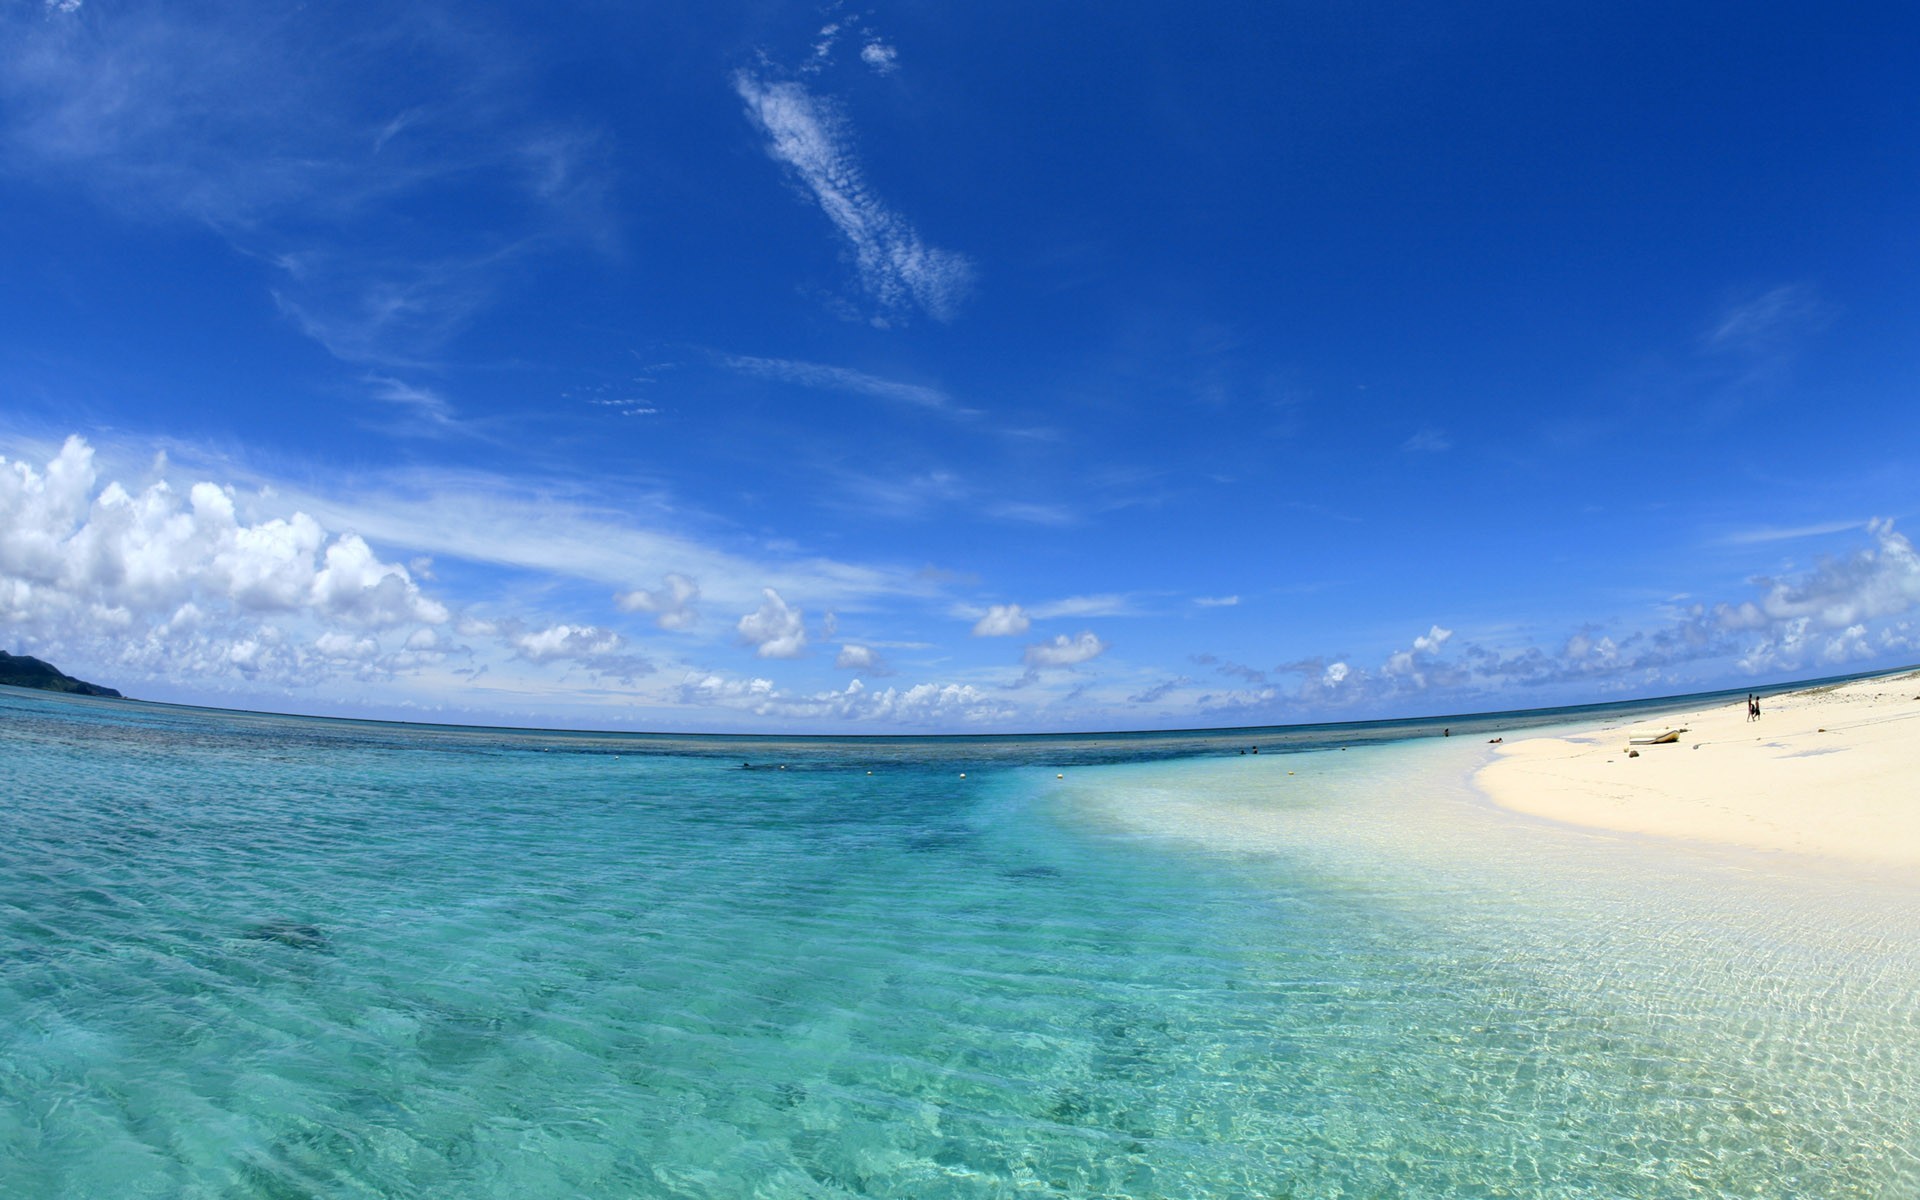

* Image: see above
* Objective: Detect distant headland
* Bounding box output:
[0,650,122,698]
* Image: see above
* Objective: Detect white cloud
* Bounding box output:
[0,436,490,696]
[311,534,451,627]
[516,622,618,661]
[971,603,1030,637]
[1265,524,1920,711]
[835,643,886,672]
[0,4,613,371]
[363,374,458,428]
[809,22,843,67]
[1031,594,1132,619]
[718,353,966,415]
[737,587,807,658]
[0,436,447,634]
[1401,428,1452,454]
[875,681,1005,723]
[1729,518,1920,631]
[1705,284,1823,352]
[733,72,973,321]
[676,669,1009,726]
[1193,595,1240,608]
[615,572,700,630]
[986,501,1078,527]
[1383,624,1454,682]
[512,622,649,683]
[264,459,936,617]
[860,42,899,74]
[403,626,447,652]
[314,630,379,662]
[1720,519,1865,546]
[1024,631,1107,668]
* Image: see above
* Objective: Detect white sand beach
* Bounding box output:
[1477,670,1920,867]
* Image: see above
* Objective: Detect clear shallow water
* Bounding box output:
[3,687,1918,1197]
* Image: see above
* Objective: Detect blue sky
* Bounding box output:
[2,0,1917,731]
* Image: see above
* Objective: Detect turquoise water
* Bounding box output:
[4,687,1918,1197]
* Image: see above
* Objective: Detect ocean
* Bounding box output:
[4,684,1917,1198]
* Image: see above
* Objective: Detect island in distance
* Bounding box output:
[0,650,122,698]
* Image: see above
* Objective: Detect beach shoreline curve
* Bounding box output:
[1475,669,1920,867]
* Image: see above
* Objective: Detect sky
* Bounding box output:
[2,0,1917,732]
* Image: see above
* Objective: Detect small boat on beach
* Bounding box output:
[1627,729,1685,746]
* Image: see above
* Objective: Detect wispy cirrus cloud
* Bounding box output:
[1030,594,1135,619]
[0,2,613,380]
[1719,519,1867,546]
[1704,284,1826,353]
[733,72,972,323]
[717,353,971,416]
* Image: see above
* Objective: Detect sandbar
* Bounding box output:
[1476,670,1920,867]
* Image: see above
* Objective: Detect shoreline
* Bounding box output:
[1475,669,1920,868]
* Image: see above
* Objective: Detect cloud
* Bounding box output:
[737,587,807,658]
[733,72,973,321]
[808,22,843,69]
[1727,518,1920,633]
[1192,653,1267,684]
[986,501,1078,527]
[513,622,650,683]
[1704,284,1824,353]
[1193,595,1240,608]
[835,643,889,673]
[1024,631,1107,668]
[718,353,966,415]
[1030,594,1132,619]
[1262,523,1920,711]
[1401,428,1452,454]
[254,457,936,617]
[615,572,700,631]
[0,434,459,691]
[1720,519,1866,546]
[1128,677,1192,704]
[310,534,452,627]
[971,603,1031,637]
[677,669,1011,726]
[0,4,613,371]
[1381,624,1454,681]
[0,435,446,631]
[860,42,899,75]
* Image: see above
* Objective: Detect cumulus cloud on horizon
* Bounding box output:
[0,435,456,691]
